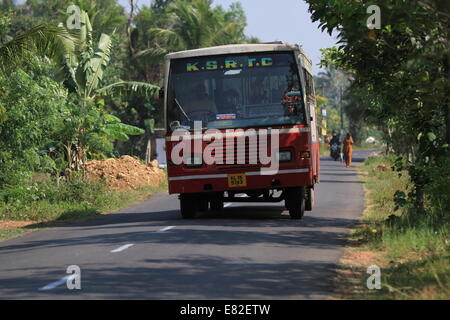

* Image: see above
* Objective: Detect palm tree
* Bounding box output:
[0,23,75,73]
[148,0,248,52]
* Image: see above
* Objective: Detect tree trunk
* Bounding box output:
[126,0,136,58]
[145,135,152,165]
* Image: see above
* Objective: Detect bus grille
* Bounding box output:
[209,136,271,166]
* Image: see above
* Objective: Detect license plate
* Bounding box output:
[228,174,247,188]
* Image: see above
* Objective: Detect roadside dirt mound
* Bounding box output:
[85,156,165,190]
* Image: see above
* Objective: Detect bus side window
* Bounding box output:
[303,68,314,97]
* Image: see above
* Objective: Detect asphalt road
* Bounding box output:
[0,150,374,300]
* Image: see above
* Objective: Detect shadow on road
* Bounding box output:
[0,210,357,252]
[0,257,339,299]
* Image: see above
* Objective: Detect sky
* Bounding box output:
[119,0,338,74]
[211,0,338,74]
[14,0,337,74]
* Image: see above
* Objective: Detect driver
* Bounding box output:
[183,82,218,117]
[220,89,239,114]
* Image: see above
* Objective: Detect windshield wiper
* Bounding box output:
[174,98,192,122]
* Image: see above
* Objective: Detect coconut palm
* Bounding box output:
[148,0,248,52]
[0,23,75,73]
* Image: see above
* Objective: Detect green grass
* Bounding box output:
[0,177,168,243]
[335,154,450,300]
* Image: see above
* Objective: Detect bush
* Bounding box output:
[0,63,68,187]
[425,157,450,217]
[0,175,109,221]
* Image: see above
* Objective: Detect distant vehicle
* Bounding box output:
[330,143,340,161]
[163,43,320,220]
[366,137,376,144]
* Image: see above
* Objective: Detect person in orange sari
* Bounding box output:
[343,133,354,168]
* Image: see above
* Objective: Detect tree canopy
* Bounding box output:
[305,0,449,213]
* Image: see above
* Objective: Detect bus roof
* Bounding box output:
[165,43,313,72]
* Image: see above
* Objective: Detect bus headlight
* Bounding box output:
[276,150,292,162]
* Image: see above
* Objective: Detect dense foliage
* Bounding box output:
[304,0,449,215]
[0,0,256,207]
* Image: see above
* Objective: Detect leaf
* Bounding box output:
[104,114,121,124]
[0,103,7,122]
[0,24,76,73]
[98,81,160,98]
[427,132,436,142]
[85,33,112,97]
[144,118,155,134]
[417,132,423,141]
[101,128,130,141]
[106,123,145,136]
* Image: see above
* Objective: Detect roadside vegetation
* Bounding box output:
[304,0,449,299]
[334,154,450,299]
[0,0,254,240]
[0,176,168,242]
[305,0,449,215]
[1,0,448,298]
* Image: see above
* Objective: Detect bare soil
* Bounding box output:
[85,156,166,190]
[0,221,34,230]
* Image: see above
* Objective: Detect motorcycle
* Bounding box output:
[330,143,340,161]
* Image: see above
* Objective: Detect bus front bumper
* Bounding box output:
[168,168,312,194]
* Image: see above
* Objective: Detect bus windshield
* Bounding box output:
[167,52,306,132]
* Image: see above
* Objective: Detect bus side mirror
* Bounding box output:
[158,88,165,100]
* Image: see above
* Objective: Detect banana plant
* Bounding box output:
[54,11,159,171]
[57,11,160,102]
[101,114,145,142]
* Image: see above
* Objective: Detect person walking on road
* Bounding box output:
[343,133,354,168]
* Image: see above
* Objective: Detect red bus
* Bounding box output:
[163,43,320,219]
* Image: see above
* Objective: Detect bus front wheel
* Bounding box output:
[210,199,224,211]
[305,187,315,211]
[285,187,306,220]
[210,192,224,212]
[180,194,197,219]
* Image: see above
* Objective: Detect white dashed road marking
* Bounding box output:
[111,244,135,253]
[157,226,176,233]
[38,274,76,291]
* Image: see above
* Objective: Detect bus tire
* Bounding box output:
[210,199,224,212]
[285,187,306,220]
[180,194,197,219]
[305,187,315,211]
[198,199,209,212]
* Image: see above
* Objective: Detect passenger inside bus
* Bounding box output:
[249,77,269,104]
[219,89,240,115]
